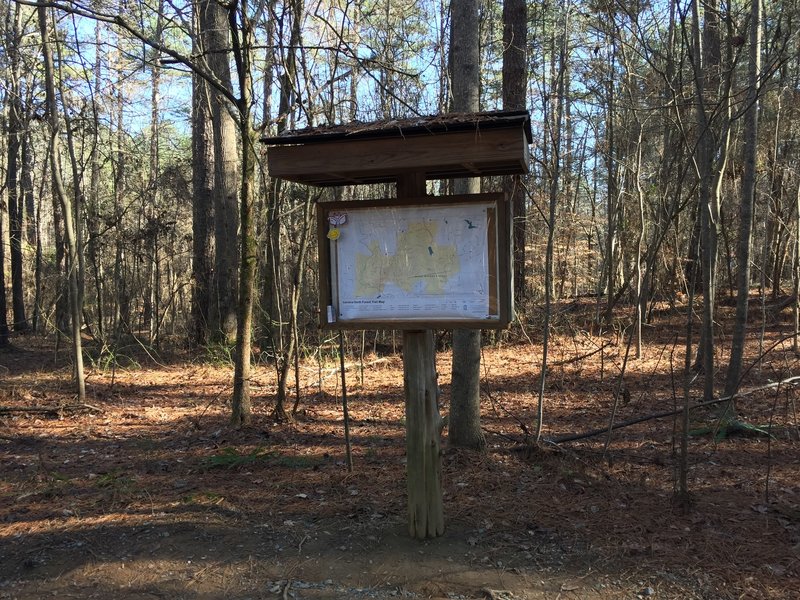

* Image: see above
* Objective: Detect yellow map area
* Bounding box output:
[355,222,459,297]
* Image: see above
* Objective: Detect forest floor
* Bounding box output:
[1,300,799,599]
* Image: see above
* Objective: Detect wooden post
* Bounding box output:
[403,329,444,538]
[397,173,444,539]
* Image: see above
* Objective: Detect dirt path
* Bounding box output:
[1,511,693,599]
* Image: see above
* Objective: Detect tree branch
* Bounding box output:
[15,0,238,107]
[547,375,800,445]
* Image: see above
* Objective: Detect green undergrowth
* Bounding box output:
[690,419,772,442]
[203,447,324,470]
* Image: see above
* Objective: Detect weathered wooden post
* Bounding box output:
[403,329,444,537]
[263,111,531,539]
[397,173,444,538]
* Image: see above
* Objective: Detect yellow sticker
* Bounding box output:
[327,228,340,241]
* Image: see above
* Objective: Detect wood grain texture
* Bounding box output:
[268,128,529,186]
[403,329,444,539]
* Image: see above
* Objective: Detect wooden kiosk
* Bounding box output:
[263,110,532,539]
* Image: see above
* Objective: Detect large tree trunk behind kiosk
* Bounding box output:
[397,173,444,539]
[448,0,485,451]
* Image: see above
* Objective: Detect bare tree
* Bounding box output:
[535,5,569,442]
[689,0,733,402]
[502,0,527,302]
[37,0,85,401]
[0,207,9,347]
[723,0,762,415]
[6,2,29,333]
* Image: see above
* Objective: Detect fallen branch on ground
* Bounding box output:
[0,403,103,416]
[550,342,611,367]
[545,375,800,445]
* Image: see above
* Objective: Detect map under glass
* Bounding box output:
[329,202,497,322]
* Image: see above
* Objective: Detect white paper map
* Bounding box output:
[330,202,497,322]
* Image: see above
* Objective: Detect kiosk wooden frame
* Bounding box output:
[264,110,531,539]
[317,193,513,330]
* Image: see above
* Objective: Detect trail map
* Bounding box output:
[328,202,498,322]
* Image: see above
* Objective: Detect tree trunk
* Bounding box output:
[794,182,800,352]
[113,55,130,337]
[22,133,41,333]
[190,59,215,347]
[502,0,527,302]
[690,0,730,402]
[448,0,484,451]
[634,128,645,359]
[230,1,257,428]
[722,0,761,412]
[56,38,88,338]
[38,0,86,402]
[536,12,568,441]
[266,0,304,419]
[603,27,619,319]
[87,18,104,339]
[200,0,239,345]
[0,205,9,346]
[6,3,28,333]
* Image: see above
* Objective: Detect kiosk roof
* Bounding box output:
[263,110,531,186]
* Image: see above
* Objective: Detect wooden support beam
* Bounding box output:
[403,329,444,539]
[396,173,444,539]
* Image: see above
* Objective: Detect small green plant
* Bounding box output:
[690,420,772,441]
[204,447,273,470]
[203,342,235,367]
[95,470,138,505]
[272,454,323,469]
[20,472,71,501]
[96,470,135,489]
[87,344,141,372]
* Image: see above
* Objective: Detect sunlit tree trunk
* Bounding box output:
[448,0,484,451]
[146,0,165,344]
[603,24,620,319]
[87,16,104,339]
[38,0,86,401]
[0,207,8,346]
[267,0,303,420]
[230,0,258,427]
[190,10,215,347]
[690,0,730,402]
[502,0,527,302]
[200,0,239,345]
[723,0,762,412]
[535,10,568,441]
[56,37,88,337]
[634,129,645,359]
